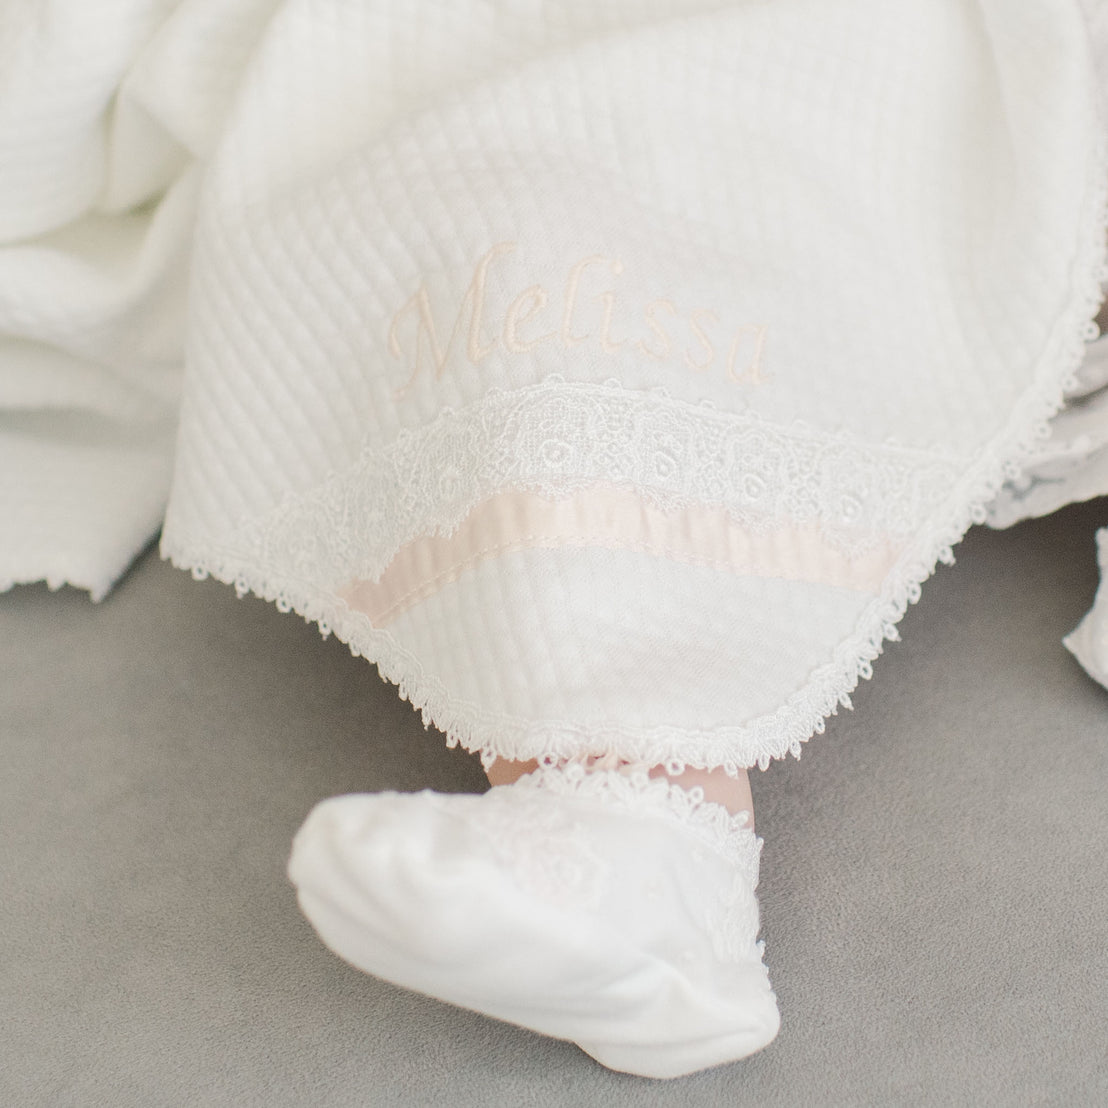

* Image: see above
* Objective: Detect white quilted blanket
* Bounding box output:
[2,0,1106,768]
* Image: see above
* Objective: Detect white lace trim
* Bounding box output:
[517,760,761,881]
[162,131,1108,776]
[219,378,965,589]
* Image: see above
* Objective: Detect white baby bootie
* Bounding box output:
[287,762,780,1079]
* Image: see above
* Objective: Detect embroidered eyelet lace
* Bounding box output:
[217,377,965,591]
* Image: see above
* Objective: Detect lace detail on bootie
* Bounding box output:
[518,758,762,881]
[429,785,608,912]
[491,758,766,967]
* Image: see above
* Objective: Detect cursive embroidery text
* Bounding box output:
[389,242,769,395]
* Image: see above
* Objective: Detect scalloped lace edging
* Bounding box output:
[162,123,1108,776]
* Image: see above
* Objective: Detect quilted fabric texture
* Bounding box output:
[2,0,1106,766]
[161,0,1107,770]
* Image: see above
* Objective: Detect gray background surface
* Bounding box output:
[3,499,1106,1107]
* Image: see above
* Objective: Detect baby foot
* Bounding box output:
[287,763,779,1079]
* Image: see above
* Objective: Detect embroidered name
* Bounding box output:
[388,242,769,395]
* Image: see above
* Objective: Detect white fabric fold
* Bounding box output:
[989,331,1108,529]
[1064,527,1108,688]
[0,411,173,599]
[0,0,277,597]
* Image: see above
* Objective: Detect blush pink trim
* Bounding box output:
[340,487,903,626]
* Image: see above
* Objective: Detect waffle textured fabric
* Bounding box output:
[2,0,1107,769]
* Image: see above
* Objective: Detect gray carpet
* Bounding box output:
[3,499,1107,1107]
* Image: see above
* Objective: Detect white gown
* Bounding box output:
[1,0,1106,773]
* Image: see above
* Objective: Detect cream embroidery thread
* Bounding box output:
[389,242,770,394]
